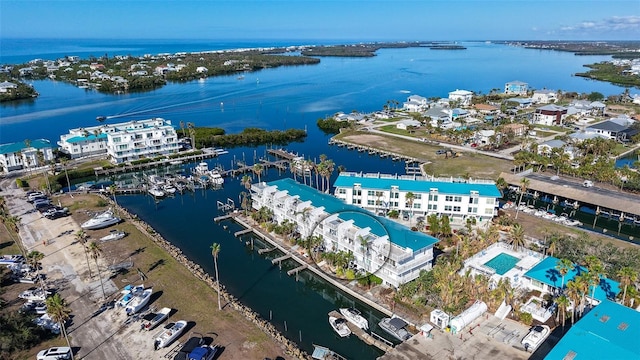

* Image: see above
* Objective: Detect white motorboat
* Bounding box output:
[21,300,47,315]
[339,308,368,330]
[19,288,51,302]
[143,307,171,331]
[99,229,127,242]
[154,320,188,350]
[81,209,121,230]
[521,325,550,352]
[187,345,220,360]
[116,284,145,308]
[311,344,346,360]
[163,184,177,194]
[125,287,153,315]
[148,186,165,198]
[563,219,582,226]
[209,170,224,186]
[0,254,24,266]
[34,314,61,334]
[379,317,412,341]
[329,316,351,337]
[194,162,210,175]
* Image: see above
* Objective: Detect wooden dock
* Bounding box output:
[271,254,292,265]
[267,148,301,161]
[213,214,235,222]
[234,229,253,237]
[286,264,308,276]
[257,247,276,254]
[94,149,222,176]
[328,138,423,164]
[328,310,394,352]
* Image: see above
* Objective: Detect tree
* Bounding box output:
[26,250,44,269]
[405,192,415,225]
[555,295,570,328]
[88,241,106,300]
[210,242,222,311]
[241,174,252,191]
[187,122,196,149]
[556,258,574,289]
[45,294,74,359]
[584,255,604,308]
[75,231,93,279]
[252,164,263,183]
[108,184,119,215]
[60,157,73,198]
[508,223,526,252]
[514,177,530,219]
[617,266,638,306]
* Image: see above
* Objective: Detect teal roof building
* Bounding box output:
[545,300,639,360]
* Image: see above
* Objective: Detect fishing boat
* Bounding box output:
[154,320,187,350]
[194,162,210,175]
[81,209,121,230]
[328,316,351,337]
[116,284,145,308]
[187,345,220,360]
[209,170,224,186]
[99,229,126,242]
[143,307,171,331]
[19,288,51,302]
[148,186,165,198]
[125,287,153,315]
[339,307,368,330]
[311,344,347,360]
[521,325,550,352]
[163,183,177,194]
[378,317,412,341]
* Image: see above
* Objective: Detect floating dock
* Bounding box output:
[328,310,394,352]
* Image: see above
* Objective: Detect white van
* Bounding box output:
[36,347,71,360]
[582,180,593,188]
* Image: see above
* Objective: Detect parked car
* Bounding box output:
[582,180,593,188]
[28,194,47,203]
[36,347,71,360]
[435,149,447,155]
[33,200,52,210]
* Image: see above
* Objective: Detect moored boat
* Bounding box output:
[154,320,187,350]
[339,307,368,330]
[148,186,165,198]
[378,317,412,341]
[81,209,121,230]
[311,344,347,360]
[328,316,351,337]
[521,325,550,352]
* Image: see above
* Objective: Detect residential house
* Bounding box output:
[473,103,499,115]
[424,106,452,127]
[0,139,54,174]
[251,178,439,287]
[585,116,638,142]
[523,256,619,307]
[533,104,568,126]
[568,131,609,144]
[58,118,179,163]
[196,66,208,73]
[531,90,558,104]
[537,139,574,159]
[0,81,18,93]
[505,97,533,109]
[544,300,639,360]
[504,80,529,95]
[475,130,495,146]
[403,95,429,112]
[448,89,473,107]
[396,119,421,130]
[333,172,500,227]
[501,123,528,137]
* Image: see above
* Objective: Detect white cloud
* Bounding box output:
[559,15,640,34]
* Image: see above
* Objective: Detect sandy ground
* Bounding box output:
[1,177,287,360]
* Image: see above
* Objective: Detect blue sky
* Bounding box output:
[1,0,639,40]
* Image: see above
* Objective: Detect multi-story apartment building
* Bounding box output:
[251,178,439,288]
[504,80,529,95]
[333,173,501,226]
[0,139,54,174]
[58,118,179,163]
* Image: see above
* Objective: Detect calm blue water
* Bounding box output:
[0,39,633,358]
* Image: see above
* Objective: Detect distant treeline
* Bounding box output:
[191,127,307,148]
[316,118,353,134]
[575,62,640,88]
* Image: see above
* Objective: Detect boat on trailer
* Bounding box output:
[154,320,187,350]
[143,307,171,331]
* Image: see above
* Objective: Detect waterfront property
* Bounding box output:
[544,300,639,360]
[504,80,529,95]
[333,172,501,228]
[250,178,439,287]
[448,89,473,107]
[58,118,179,163]
[522,256,620,305]
[0,139,54,174]
[533,104,568,126]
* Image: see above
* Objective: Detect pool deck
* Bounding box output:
[462,242,544,288]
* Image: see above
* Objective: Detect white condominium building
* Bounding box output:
[58,118,179,163]
[251,178,439,288]
[333,173,501,226]
[0,139,54,174]
[448,89,473,107]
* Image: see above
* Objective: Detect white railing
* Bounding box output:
[340,171,495,184]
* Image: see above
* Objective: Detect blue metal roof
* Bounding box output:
[523,256,619,301]
[268,178,438,251]
[333,174,501,198]
[545,300,640,360]
[65,133,108,144]
[0,139,52,155]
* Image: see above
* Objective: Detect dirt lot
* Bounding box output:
[1,182,288,360]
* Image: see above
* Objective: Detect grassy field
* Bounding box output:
[335,130,513,179]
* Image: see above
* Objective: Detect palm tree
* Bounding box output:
[60,157,73,197]
[405,192,415,225]
[179,120,186,138]
[88,241,106,299]
[252,164,263,183]
[46,294,74,359]
[36,150,52,193]
[617,266,638,306]
[565,280,582,324]
[584,255,604,308]
[210,242,222,310]
[26,250,44,269]
[514,177,530,219]
[241,174,252,191]
[186,122,196,149]
[508,223,526,252]
[546,236,558,257]
[555,295,570,328]
[75,230,93,279]
[108,184,119,215]
[556,258,574,289]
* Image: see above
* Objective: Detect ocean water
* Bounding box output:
[0,39,633,358]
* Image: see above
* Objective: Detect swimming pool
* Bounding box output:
[484,253,520,275]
